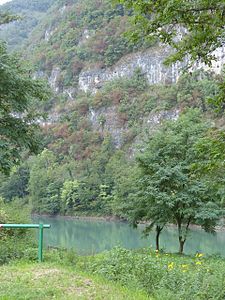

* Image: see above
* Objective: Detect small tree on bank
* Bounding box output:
[126,110,223,254]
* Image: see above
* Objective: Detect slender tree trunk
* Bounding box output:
[179,237,185,254]
[156,229,160,251]
[177,217,191,254]
[177,218,185,254]
[155,225,164,251]
[67,163,74,180]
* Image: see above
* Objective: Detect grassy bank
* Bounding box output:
[0,248,225,299]
[0,261,149,300]
[76,248,225,300]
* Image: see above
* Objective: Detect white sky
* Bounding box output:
[0,0,12,5]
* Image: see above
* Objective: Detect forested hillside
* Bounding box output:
[0,0,224,225]
[0,0,54,50]
[1,1,225,298]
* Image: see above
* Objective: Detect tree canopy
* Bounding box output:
[120,110,224,253]
[0,42,49,174]
[116,0,225,65]
[0,13,19,26]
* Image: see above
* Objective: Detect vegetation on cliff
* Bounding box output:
[0,1,225,298]
[117,0,225,65]
[0,0,54,51]
[0,70,223,219]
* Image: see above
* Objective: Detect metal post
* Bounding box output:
[38,224,44,263]
[0,223,50,262]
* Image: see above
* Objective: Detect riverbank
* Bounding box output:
[32,213,124,222]
[78,247,225,299]
[1,248,225,300]
[32,213,225,231]
[32,214,225,257]
[0,261,149,300]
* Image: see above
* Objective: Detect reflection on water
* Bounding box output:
[32,216,225,256]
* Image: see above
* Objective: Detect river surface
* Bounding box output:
[33,216,225,256]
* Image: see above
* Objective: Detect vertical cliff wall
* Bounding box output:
[78,47,182,93]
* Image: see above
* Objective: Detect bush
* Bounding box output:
[0,199,37,265]
[79,247,225,300]
[0,236,37,265]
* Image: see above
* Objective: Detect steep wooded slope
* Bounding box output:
[0,0,54,51]
[0,0,224,216]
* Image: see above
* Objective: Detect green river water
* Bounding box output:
[33,216,225,256]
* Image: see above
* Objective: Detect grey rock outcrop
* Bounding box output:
[79,47,183,93]
[49,67,61,93]
[89,105,180,148]
[78,45,225,94]
[89,106,127,148]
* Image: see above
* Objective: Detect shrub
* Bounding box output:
[0,199,37,264]
[80,247,225,300]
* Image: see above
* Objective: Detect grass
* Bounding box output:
[1,247,225,300]
[77,248,225,300]
[0,261,150,300]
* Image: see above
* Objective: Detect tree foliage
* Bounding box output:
[116,0,225,65]
[0,71,221,219]
[0,13,19,26]
[61,180,81,212]
[0,42,49,174]
[121,110,224,253]
[0,164,29,201]
[193,128,225,206]
[0,0,54,51]
[28,149,62,214]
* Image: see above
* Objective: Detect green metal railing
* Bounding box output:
[0,224,51,262]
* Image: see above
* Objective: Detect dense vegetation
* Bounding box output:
[115,110,224,253]
[0,0,152,92]
[0,0,224,254]
[0,41,49,174]
[0,0,225,299]
[80,247,225,300]
[0,246,225,300]
[117,0,225,66]
[1,69,225,254]
[0,70,222,215]
[116,0,225,108]
[0,0,54,51]
[0,199,36,264]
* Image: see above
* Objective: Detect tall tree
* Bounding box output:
[29,149,62,215]
[124,110,224,253]
[193,128,225,207]
[0,164,30,201]
[0,41,49,174]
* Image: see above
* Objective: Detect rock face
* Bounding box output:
[60,5,66,15]
[89,105,180,148]
[89,106,127,148]
[78,45,225,94]
[144,109,180,130]
[195,46,225,74]
[127,108,181,157]
[79,47,183,93]
[46,42,225,96]
[44,28,54,41]
[212,46,225,74]
[78,29,93,46]
[63,87,77,100]
[49,67,61,92]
